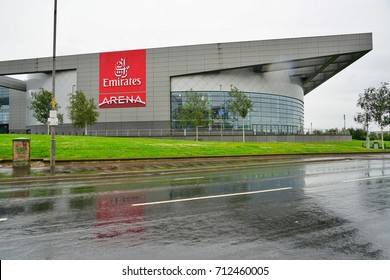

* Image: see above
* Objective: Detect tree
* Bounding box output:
[227,85,254,142]
[67,90,99,135]
[175,90,208,141]
[29,88,63,133]
[348,128,367,140]
[355,82,390,149]
[354,112,371,139]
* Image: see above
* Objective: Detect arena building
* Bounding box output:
[0,33,372,139]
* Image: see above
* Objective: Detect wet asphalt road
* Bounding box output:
[0,155,389,260]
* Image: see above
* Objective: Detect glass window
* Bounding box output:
[0,87,10,129]
[171,90,304,134]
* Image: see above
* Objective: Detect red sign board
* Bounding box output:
[99,49,146,108]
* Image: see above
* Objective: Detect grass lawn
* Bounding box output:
[0,134,389,160]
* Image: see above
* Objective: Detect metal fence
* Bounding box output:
[87,128,351,137]
[87,128,254,137]
[86,128,352,142]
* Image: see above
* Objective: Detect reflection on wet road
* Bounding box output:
[0,155,389,259]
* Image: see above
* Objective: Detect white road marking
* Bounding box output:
[132,187,292,207]
[343,175,390,183]
[173,177,204,181]
[0,218,8,222]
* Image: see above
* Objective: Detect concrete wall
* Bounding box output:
[169,135,352,143]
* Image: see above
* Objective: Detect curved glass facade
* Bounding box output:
[0,87,10,133]
[171,91,304,135]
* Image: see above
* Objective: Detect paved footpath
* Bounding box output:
[1,153,387,184]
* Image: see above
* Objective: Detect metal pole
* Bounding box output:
[220,85,222,139]
[50,0,57,175]
[343,114,346,131]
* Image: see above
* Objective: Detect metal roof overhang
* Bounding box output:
[0,76,26,91]
[253,50,370,95]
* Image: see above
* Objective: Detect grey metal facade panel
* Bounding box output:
[9,89,27,131]
[0,33,372,77]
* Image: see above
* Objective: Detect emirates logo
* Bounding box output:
[114,58,130,79]
[99,49,146,108]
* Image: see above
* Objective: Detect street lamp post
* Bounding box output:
[50,0,58,175]
[219,85,222,139]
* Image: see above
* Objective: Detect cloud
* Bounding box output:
[1,0,389,129]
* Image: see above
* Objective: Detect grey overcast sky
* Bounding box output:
[1,0,389,131]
